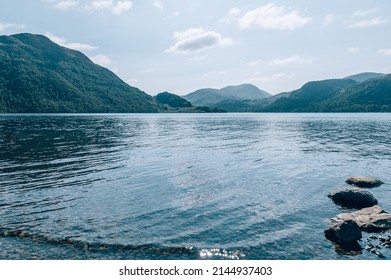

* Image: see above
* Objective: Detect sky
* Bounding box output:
[1,0,391,96]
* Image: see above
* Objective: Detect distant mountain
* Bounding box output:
[184,84,270,107]
[197,73,391,113]
[344,72,386,83]
[262,75,391,112]
[0,33,158,113]
[154,92,225,113]
[263,79,357,112]
[155,92,192,108]
[321,74,391,112]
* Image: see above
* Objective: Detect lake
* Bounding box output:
[0,113,390,260]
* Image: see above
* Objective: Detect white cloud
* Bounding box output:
[90,54,112,67]
[112,1,132,15]
[352,8,378,18]
[45,32,98,51]
[0,22,25,32]
[245,72,289,83]
[166,27,234,54]
[268,55,313,66]
[53,0,79,10]
[126,78,139,85]
[87,0,132,15]
[378,48,391,56]
[323,14,336,26]
[347,47,361,53]
[246,56,313,67]
[246,60,261,67]
[347,17,388,28]
[346,8,388,28]
[153,1,164,10]
[238,3,311,31]
[221,7,241,23]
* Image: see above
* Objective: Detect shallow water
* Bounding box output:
[0,113,390,259]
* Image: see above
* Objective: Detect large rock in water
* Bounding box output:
[346,176,384,188]
[328,187,378,209]
[324,220,362,244]
[333,206,391,232]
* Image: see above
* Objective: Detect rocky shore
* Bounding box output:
[325,176,391,258]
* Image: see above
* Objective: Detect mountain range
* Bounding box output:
[182,72,391,112]
[184,84,271,107]
[0,33,390,113]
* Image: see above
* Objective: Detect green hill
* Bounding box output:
[155,92,192,108]
[320,74,391,112]
[184,84,270,107]
[343,72,385,83]
[262,75,391,112]
[263,79,358,112]
[0,33,158,113]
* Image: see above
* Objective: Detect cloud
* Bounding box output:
[352,8,378,18]
[221,7,241,23]
[43,0,132,14]
[378,49,391,56]
[246,60,261,67]
[0,22,25,32]
[245,72,289,83]
[347,47,361,53]
[45,32,98,51]
[246,56,313,67]
[347,17,388,28]
[166,28,234,54]
[346,8,388,28]
[268,55,313,66]
[126,78,139,85]
[323,14,336,26]
[90,54,112,67]
[87,0,133,15]
[153,1,163,10]
[54,0,79,10]
[238,3,311,31]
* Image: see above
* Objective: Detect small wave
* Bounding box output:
[0,227,243,260]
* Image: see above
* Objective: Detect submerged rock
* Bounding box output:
[333,205,391,232]
[346,176,384,188]
[328,187,378,209]
[324,220,362,244]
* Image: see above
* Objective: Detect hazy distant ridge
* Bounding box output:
[184,84,271,107]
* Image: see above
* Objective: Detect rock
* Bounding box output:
[346,176,384,188]
[328,187,378,209]
[333,205,391,232]
[324,220,362,244]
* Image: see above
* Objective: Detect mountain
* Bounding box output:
[154,92,225,113]
[263,79,358,112]
[155,92,192,108]
[0,33,158,113]
[321,74,391,112]
[183,84,270,107]
[344,72,386,83]
[263,75,391,112]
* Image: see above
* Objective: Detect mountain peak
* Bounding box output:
[184,83,270,107]
[344,72,386,83]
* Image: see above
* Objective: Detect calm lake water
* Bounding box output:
[0,113,390,260]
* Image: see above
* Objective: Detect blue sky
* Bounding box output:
[1,0,391,95]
